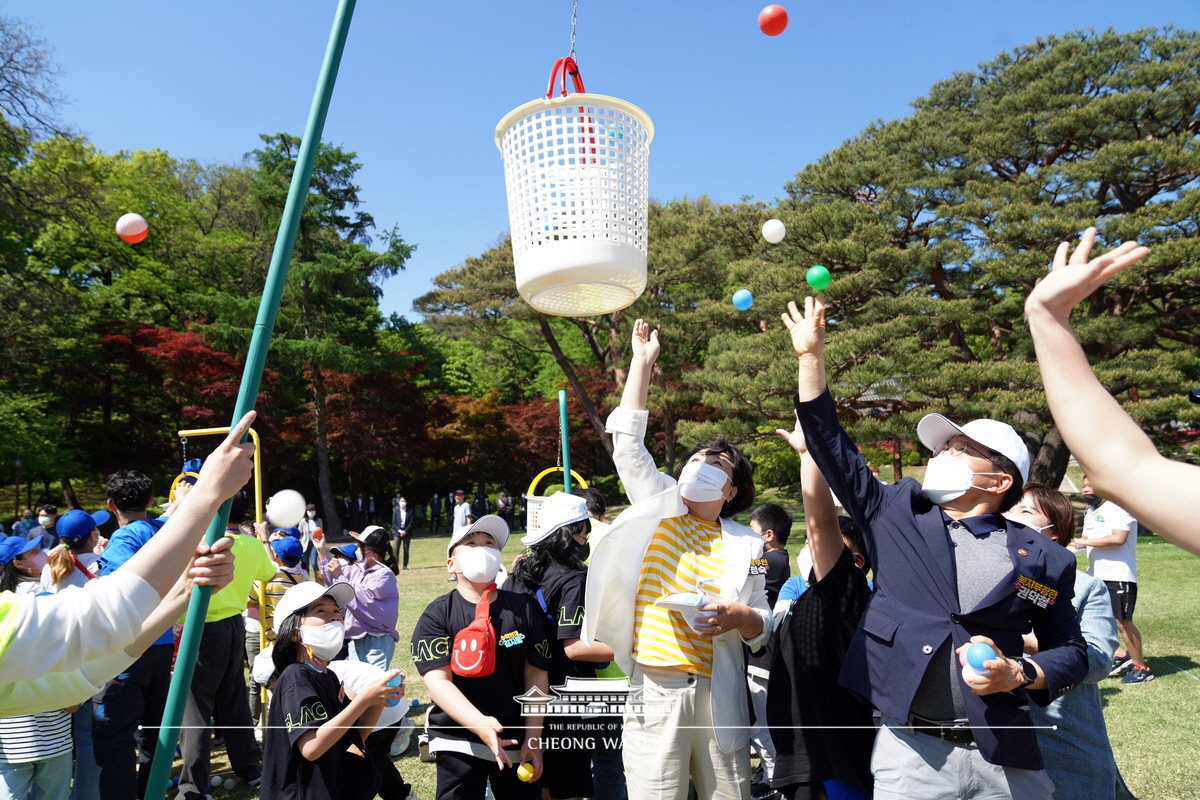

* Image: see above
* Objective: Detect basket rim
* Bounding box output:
[494,93,655,151]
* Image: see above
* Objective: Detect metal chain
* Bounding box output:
[568,0,579,62]
[180,436,187,465]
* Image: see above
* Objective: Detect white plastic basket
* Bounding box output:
[523,466,588,542]
[495,63,654,317]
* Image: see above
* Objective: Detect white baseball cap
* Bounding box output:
[272,581,355,634]
[521,492,590,546]
[917,414,1030,483]
[447,514,510,556]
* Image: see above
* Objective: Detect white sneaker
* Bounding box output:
[390,717,415,756]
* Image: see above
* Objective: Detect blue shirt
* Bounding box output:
[98,517,172,645]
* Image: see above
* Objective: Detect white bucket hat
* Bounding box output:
[521,492,590,546]
[272,581,355,634]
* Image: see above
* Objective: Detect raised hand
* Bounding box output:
[776,415,808,455]
[630,318,661,368]
[780,297,826,359]
[1024,227,1150,322]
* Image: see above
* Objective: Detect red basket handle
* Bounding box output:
[545,56,586,98]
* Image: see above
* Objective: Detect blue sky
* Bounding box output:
[4,1,1196,320]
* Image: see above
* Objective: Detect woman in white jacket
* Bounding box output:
[584,319,772,800]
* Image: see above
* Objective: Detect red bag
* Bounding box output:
[451,584,497,678]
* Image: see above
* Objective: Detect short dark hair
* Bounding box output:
[838,516,871,573]
[38,504,57,516]
[228,489,250,526]
[106,471,154,514]
[1021,482,1076,548]
[750,503,792,546]
[987,451,1024,513]
[673,439,755,518]
[573,488,607,521]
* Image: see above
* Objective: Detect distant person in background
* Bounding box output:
[11,509,34,541]
[392,497,415,571]
[428,493,444,533]
[318,526,400,670]
[352,494,368,532]
[27,505,58,551]
[1074,475,1151,684]
[452,490,470,535]
[0,537,43,596]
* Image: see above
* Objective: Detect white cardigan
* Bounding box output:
[584,407,771,753]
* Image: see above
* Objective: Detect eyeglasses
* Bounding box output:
[935,440,994,461]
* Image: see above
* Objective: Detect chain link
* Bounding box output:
[568,0,579,62]
[180,436,188,465]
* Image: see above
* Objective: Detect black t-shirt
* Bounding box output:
[508,563,594,685]
[260,663,380,800]
[764,548,791,609]
[767,546,875,793]
[411,589,551,745]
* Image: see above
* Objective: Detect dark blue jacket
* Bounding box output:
[795,390,1087,769]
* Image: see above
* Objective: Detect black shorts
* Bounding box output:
[538,716,598,800]
[1103,580,1138,620]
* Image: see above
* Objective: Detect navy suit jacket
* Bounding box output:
[795,390,1087,769]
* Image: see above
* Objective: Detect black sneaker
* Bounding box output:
[1108,653,1133,677]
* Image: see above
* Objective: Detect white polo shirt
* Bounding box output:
[1083,500,1138,583]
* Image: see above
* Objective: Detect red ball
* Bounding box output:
[758,4,788,36]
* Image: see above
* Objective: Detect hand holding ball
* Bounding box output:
[385,672,405,708]
[516,762,535,782]
[758,5,788,36]
[963,642,997,675]
[266,489,307,528]
[761,218,786,244]
[732,289,754,311]
[115,213,148,244]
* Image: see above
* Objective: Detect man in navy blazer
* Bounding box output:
[782,297,1087,799]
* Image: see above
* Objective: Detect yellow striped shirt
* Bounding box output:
[633,514,724,677]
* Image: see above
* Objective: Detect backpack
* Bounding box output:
[451,584,498,678]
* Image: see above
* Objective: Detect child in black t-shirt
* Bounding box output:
[508,492,615,800]
[260,582,404,800]
[410,515,551,800]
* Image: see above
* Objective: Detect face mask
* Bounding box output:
[1082,494,1100,507]
[37,516,52,527]
[921,452,998,505]
[677,461,731,504]
[306,511,316,519]
[454,546,502,583]
[21,514,32,522]
[399,502,407,509]
[299,621,344,661]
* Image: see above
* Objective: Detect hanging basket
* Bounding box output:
[495,58,654,317]
[524,466,589,541]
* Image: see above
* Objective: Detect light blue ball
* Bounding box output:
[732,289,753,311]
[967,642,996,674]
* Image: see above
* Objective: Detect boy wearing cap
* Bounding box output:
[783,297,1086,800]
[410,515,551,800]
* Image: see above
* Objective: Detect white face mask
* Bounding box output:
[921,452,1000,505]
[454,546,502,583]
[399,502,407,509]
[37,516,53,528]
[677,460,731,504]
[299,621,344,661]
[306,511,316,519]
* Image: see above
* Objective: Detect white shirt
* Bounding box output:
[1083,500,1138,583]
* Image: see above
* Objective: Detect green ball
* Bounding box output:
[805,265,831,291]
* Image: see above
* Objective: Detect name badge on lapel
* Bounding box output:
[1015,574,1058,608]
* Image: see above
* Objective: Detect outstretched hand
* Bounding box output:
[1024,227,1150,322]
[776,415,808,455]
[780,297,826,359]
[630,318,661,367]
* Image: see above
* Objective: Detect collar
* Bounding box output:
[940,510,1006,538]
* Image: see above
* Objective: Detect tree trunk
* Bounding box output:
[892,436,904,481]
[310,362,342,535]
[1028,424,1071,489]
[60,476,80,510]
[538,317,614,457]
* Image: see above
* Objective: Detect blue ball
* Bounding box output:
[385,673,404,707]
[412,698,421,708]
[966,642,996,674]
[732,289,753,311]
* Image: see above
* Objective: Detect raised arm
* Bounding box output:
[777,418,841,583]
[620,318,660,413]
[781,298,827,403]
[1025,229,1199,555]
[607,319,674,504]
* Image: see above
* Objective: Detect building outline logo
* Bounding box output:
[514,677,673,718]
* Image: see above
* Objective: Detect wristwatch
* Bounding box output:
[1017,657,1038,689]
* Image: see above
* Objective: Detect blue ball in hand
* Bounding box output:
[966,642,996,674]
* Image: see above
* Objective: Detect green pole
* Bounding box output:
[145,1,358,796]
[559,389,572,492]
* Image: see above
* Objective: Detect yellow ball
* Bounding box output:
[516,763,535,782]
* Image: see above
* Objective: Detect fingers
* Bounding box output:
[1052,240,1070,269]
[223,410,257,448]
[1069,227,1096,264]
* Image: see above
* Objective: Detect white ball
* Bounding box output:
[115,213,148,236]
[223,779,236,790]
[210,776,222,788]
[266,489,307,528]
[762,218,786,244]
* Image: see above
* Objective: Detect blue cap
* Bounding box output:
[329,543,359,562]
[56,509,111,546]
[0,536,41,567]
[270,537,303,567]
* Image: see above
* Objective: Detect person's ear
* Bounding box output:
[852,552,865,570]
[106,498,117,514]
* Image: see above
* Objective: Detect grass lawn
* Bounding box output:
[202,509,1197,800]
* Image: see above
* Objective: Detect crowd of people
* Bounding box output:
[1,229,1197,800]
